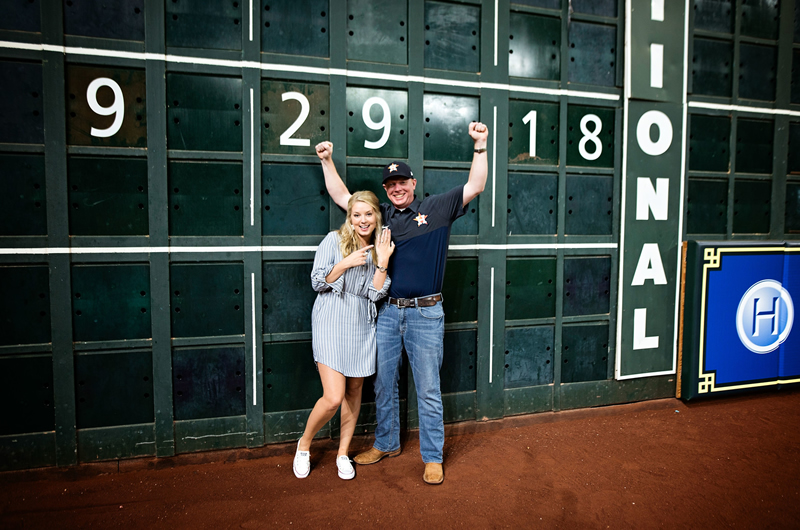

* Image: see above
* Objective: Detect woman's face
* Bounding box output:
[350,201,377,240]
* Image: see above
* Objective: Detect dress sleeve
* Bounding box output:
[367,273,391,302]
[310,232,345,294]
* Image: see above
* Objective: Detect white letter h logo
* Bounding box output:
[752,297,779,337]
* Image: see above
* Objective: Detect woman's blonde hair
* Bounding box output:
[338,190,382,262]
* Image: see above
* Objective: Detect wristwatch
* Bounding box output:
[377,265,387,272]
[474,148,487,154]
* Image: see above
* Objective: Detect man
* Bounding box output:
[315,121,489,484]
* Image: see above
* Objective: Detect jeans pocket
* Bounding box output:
[418,303,444,320]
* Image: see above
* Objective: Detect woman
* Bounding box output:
[293,190,394,480]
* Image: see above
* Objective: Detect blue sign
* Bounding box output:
[698,247,800,394]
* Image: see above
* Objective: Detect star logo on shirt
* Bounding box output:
[388,163,399,173]
[414,213,428,226]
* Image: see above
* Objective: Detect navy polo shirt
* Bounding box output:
[380,185,467,299]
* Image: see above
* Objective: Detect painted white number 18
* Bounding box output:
[87,77,124,138]
[521,111,604,162]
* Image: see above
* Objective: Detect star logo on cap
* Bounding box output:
[414,213,428,226]
[388,163,399,173]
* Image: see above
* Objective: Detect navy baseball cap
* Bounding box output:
[382,161,414,184]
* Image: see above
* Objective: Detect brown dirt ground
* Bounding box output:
[1,389,799,529]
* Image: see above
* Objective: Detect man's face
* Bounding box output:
[383,177,417,209]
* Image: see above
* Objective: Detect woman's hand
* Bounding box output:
[375,227,395,266]
[340,245,374,270]
[316,141,333,161]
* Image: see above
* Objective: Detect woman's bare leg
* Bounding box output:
[338,377,364,457]
[297,363,345,451]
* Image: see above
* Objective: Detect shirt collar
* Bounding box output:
[389,195,421,217]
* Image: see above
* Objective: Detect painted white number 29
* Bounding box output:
[362,97,391,150]
[279,92,311,147]
[87,78,124,138]
[579,114,603,161]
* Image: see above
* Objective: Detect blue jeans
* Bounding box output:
[373,300,445,464]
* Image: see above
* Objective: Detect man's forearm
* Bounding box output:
[321,157,351,210]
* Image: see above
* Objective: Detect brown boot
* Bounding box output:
[423,463,444,484]
[353,446,401,465]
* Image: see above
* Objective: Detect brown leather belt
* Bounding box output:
[388,294,442,308]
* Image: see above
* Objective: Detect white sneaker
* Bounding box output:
[337,455,355,480]
[293,441,310,479]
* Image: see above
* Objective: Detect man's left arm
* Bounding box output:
[463,121,489,207]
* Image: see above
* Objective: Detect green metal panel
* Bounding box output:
[693,0,733,33]
[64,0,145,40]
[442,258,478,323]
[169,161,243,236]
[564,175,613,235]
[508,12,560,80]
[74,351,154,429]
[72,264,151,342]
[0,356,54,435]
[0,433,55,472]
[566,105,615,168]
[513,0,559,8]
[165,0,242,50]
[65,65,147,147]
[262,81,329,155]
[423,169,478,235]
[691,38,733,97]
[505,258,557,320]
[424,1,481,73]
[423,94,480,162]
[792,50,800,104]
[172,346,246,420]
[346,87,408,159]
[689,114,731,172]
[346,0,408,64]
[733,180,771,234]
[0,266,50,346]
[345,165,385,202]
[0,61,44,144]
[0,0,40,32]
[786,183,800,234]
[0,154,46,236]
[567,22,616,87]
[262,261,316,333]
[166,73,243,152]
[562,257,611,317]
[740,0,780,40]
[67,156,149,236]
[687,178,728,234]
[571,0,616,17]
[560,323,609,383]
[508,100,559,166]
[77,424,155,462]
[262,0,329,57]
[170,263,244,338]
[504,326,554,389]
[440,330,477,394]
[739,44,777,102]
[789,123,800,174]
[508,172,557,235]
[263,341,322,412]
[262,164,329,236]
[735,118,773,174]
[175,416,246,453]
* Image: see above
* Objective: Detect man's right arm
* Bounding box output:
[315,141,351,211]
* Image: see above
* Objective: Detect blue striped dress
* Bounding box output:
[311,231,391,377]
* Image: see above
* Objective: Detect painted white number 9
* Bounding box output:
[87,77,124,138]
[579,114,603,161]
[362,97,391,150]
[280,92,311,147]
